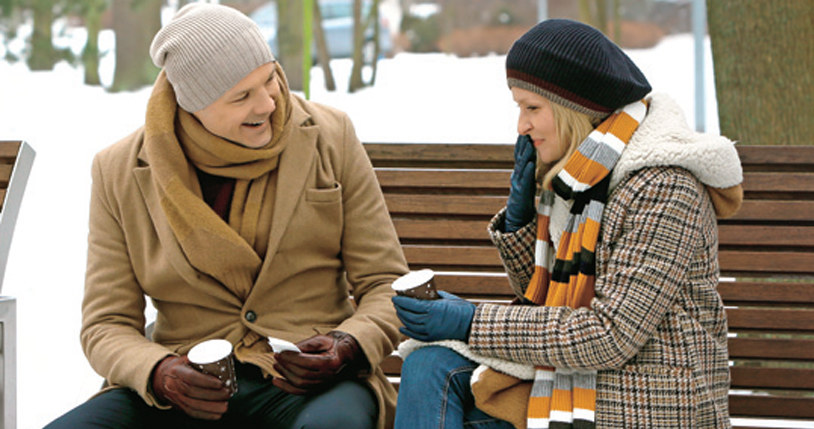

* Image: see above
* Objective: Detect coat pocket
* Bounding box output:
[599,365,697,428]
[305,182,342,203]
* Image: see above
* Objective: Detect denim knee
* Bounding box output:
[401,345,478,392]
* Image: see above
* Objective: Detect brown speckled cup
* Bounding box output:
[188,339,238,396]
[392,269,439,300]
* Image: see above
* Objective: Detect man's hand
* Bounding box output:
[272,331,367,395]
[151,355,232,420]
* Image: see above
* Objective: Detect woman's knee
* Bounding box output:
[401,346,475,385]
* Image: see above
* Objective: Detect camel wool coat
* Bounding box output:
[81,95,408,429]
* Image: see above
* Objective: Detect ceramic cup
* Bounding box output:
[391,268,439,300]
[187,339,238,396]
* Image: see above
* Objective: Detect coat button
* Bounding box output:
[245,310,257,323]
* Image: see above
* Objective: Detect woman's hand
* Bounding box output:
[505,134,537,232]
[392,291,476,342]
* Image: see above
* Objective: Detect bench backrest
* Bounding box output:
[0,140,35,289]
[364,142,814,427]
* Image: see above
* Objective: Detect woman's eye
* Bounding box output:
[526,105,538,111]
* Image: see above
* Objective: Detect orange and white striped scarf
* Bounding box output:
[524,99,647,429]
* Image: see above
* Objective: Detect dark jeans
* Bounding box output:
[45,362,378,429]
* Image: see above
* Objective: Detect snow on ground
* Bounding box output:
[0,32,728,428]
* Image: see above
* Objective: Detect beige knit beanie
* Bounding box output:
[150,3,275,112]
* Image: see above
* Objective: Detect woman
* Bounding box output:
[392,19,742,428]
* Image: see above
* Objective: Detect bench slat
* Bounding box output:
[403,245,502,269]
[385,194,505,216]
[728,338,814,360]
[731,367,814,390]
[728,200,814,222]
[383,341,814,376]
[742,172,814,193]
[718,282,814,304]
[0,140,21,163]
[392,219,814,249]
[726,308,814,332]
[365,143,514,168]
[719,250,814,275]
[377,169,510,191]
[718,225,814,248]
[738,145,814,168]
[0,164,12,188]
[393,219,490,242]
[729,395,814,418]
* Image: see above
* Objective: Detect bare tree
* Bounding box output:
[110,0,161,92]
[27,0,58,70]
[277,0,305,91]
[312,0,336,91]
[578,0,620,42]
[348,0,365,92]
[348,0,381,92]
[77,0,108,85]
[708,0,814,145]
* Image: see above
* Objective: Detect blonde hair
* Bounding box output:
[538,103,604,190]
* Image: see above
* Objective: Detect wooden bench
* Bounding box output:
[0,140,36,429]
[364,142,814,429]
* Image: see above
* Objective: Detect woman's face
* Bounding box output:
[511,87,565,164]
[193,62,279,149]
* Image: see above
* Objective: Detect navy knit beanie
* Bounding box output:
[506,19,651,118]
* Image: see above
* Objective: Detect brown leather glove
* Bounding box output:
[151,355,232,420]
[272,331,369,395]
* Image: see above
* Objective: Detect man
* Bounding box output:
[45,4,407,428]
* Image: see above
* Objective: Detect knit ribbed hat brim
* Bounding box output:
[150,3,275,112]
[506,19,651,117]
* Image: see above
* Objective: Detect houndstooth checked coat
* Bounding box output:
[471,94,741,428]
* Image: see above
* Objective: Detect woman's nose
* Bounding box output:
[517,116,531,136]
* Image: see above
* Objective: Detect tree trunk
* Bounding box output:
[348,0,365,92]
[111,0,161,92]
[708,1,814,145]
[312,0,336,91]
[368,0,380,86]
[27,0,57,71]
[82,0,106,86]
[277,0,304,91]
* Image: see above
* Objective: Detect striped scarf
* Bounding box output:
[523,99,647,429]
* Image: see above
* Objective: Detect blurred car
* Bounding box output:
[250,0,393,63]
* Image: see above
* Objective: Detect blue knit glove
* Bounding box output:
[392,291,476,342]
[505,134,537,233]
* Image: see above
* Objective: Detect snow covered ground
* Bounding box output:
[3,27,776,428]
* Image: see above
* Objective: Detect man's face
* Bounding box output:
[193,63,280,148]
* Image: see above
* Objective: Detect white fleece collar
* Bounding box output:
[609,93,743,192]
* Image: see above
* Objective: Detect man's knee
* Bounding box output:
[293,381,377,429]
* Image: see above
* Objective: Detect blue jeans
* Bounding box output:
[395,346,514,429]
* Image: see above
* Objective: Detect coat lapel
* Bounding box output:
[133,143,241,305]
[257,100,319,280]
